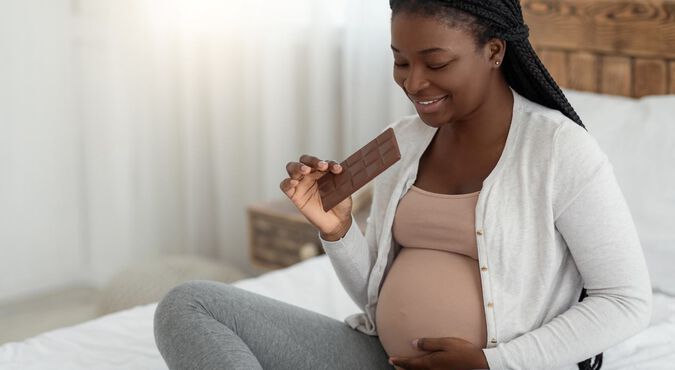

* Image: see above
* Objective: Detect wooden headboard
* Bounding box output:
[522,0,675,97]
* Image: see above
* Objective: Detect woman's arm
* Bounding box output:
[484,161,652,368]
[316,124,396,312]
[482,123,653,369]
[319,211,376,311]
[318,175,385,312]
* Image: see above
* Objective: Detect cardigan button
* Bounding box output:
[481,266,488,271]
[487,302,494,308]
[491,338,497,344]
[476,229,483,236]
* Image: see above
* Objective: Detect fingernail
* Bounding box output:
[411,338,418,348]
[318,160,327,166]
[301,165,309,172]
[388,357,394,365]
[334,164,342,170]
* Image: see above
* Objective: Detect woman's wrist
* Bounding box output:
[320,217,352,241]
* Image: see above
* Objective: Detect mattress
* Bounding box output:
[1,254,674,370]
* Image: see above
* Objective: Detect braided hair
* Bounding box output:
[390,1,600,369]
[389,0,585,129]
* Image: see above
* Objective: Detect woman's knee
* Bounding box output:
[154,280,231,340]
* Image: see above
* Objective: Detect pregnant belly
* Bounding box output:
[375,248,487,358]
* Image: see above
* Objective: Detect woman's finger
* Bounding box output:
[299,154,329,171]
[326,160,343,174]
[285,161,311,180]
[414,337,450,352]
[279,177,299,197]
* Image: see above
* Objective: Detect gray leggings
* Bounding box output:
[153,280,394,370]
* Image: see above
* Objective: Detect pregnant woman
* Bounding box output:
[153,1,652,369]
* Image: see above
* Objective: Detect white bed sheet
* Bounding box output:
[1,255,674,370]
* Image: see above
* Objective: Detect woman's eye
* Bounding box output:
[394,62,448,70]
[428,64,448,70]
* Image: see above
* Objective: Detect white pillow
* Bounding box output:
[562,89,675,296]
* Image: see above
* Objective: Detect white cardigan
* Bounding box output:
[318,90,653,369]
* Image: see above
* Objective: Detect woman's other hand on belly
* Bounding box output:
[389,337,489,369]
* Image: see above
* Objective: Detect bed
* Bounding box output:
[2,0,675,369]
[1,254,675,370]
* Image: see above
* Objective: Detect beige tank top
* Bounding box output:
[375,185,487,359]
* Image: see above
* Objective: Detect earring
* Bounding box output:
[495,60,501,66]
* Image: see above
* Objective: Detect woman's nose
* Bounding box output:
[403,67,430,95]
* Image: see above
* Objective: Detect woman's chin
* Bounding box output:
[418,112,452,128]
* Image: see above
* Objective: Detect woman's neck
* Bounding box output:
[437,80,514,147]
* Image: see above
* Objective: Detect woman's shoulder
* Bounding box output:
[514,94,612,216]
[517,92,577,134]
[515,92,603,160]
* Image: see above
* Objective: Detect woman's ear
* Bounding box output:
[484,38,506,68]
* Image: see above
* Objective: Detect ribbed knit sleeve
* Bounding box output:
[318,213,373,311]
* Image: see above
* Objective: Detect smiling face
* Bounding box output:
[391,12,500,127]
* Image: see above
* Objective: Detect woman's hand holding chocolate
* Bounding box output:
[280,154,353,241]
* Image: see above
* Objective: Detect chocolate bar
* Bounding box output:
[318,127,401,212]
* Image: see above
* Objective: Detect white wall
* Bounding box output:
[0,0,87,303]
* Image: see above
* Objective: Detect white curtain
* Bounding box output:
[0,0,83,302]
[1,0,413,299]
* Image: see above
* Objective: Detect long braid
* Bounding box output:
[389,1,602,369]
[503,37,584,127]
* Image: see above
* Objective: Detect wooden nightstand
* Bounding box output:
[247,185,373,270]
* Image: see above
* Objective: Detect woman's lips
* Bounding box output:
[412,96,448,114]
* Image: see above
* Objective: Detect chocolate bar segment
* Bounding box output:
[317,127,401,212]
